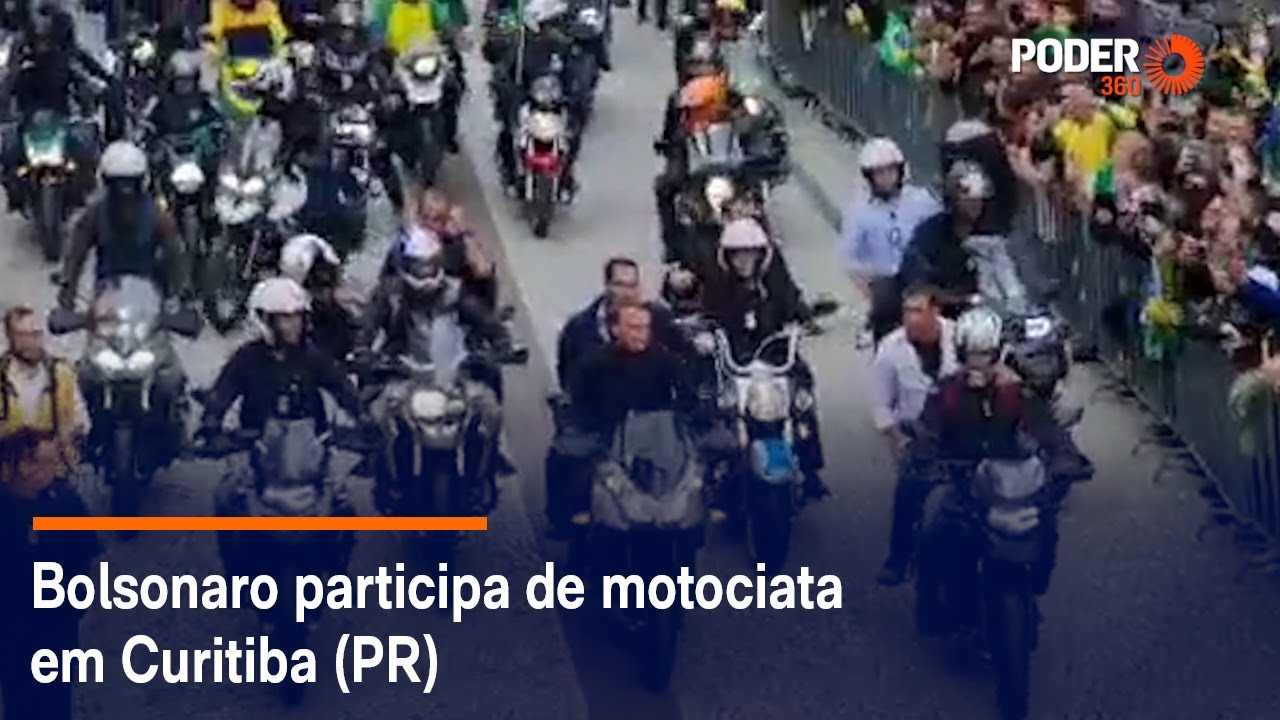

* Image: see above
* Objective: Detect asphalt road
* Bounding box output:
[0,8,1276,720]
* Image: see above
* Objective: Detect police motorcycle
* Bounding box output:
[708,305,834,572]
[210,105,308,332]
[914,450,1059,720]
[515,73,571,238]
[356,310,528,561]
[571,409,707,693]
[393,41,452,189]
[195,413,364,705]
[47,276,202,519]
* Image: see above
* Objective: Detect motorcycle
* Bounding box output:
[394,43,450,188]
[153,125,223,289]
[18,110,79,262]
[210,117,307,332]
[47,276,202,520]
[710,321,823,572]
[196,418,363,705]
[516,75,570,238]
[324,101,376,253]
[572,410,706,693]
[915,456,1058,720]
[566,2,607,124]
[103,26,162,137]
[360,315,527,560]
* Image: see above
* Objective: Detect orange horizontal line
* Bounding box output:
[32,517,488,532]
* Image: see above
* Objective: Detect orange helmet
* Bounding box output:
[679,74,730,131]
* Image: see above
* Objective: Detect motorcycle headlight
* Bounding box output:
[1024,315,1054,341]
[526,111,564,142]
[693,331,715,355]
[412,55,440,78]
[717,386,738,411]
[170,162,205,194]
[92,348,125,373]
[793,388,814,413]
[577,7,604,30]
[131,39,156,65]
[743,96,765,116]
[745,380,790,422]
[219,172,240,192]
[987,505,1040,535]
[27,143,66,167]
[704,175,734,209]
[337,122,374,146]
[123,349,157,373]
[409,389,450,421]
[241,176,267,197]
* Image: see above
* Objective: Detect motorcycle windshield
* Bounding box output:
[686,123,744,175]
[23,111,66,146]
[91,276,163,355]
[405,311,468,387]
[256,417,329,488]
[610,411,691,497]
[225,26,275,59]
[963,235,1030,316]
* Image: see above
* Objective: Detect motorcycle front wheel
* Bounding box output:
[746,478,792,574]
[988,586,1034,720]
[202,231,251,334]
[34,180,64,263]
[528,173,556,238]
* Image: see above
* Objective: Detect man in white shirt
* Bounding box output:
[868,286,958,585]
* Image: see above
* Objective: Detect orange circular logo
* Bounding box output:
[1143,34,1204,95]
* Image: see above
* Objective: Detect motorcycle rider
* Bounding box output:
[912,307,1061,632]
[842,137,941,343]
[0,428,100,720]
[940,118,1016,235]
[279,232,361,360]
[58,142,188,310]
[383,188,499,311]
[869,286,959,586]
[198,276,363,438]
[207,0,291,55]
[374,0,469,154]
[142,51,226,144]
[490,0,583,202]
[0,3,112,210]
[701,218,830,500]
[896,161,992,314]
[355,228,513,511]
[569,300,693,441]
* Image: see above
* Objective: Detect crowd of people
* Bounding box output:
[826,0,1280,439]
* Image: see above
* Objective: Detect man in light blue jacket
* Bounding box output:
[841,137,941,343]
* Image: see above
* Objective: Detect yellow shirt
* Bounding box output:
[0,358,84,483]
[209,0,289,56]
[387,2,436,57]
[1052,110,1122,177]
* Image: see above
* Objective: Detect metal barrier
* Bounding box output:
[764,5,1280,542]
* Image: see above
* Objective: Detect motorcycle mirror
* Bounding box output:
[163,308,204,338]
[810,297,840,318]
[46,308,85,335]
[502,345,531,366]
[652,138,668,155]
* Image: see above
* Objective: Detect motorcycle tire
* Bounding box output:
[270,606,309,706]
[638,604,680,694]
[746,479,792,574]
[411,469,459,563]
[528,174,555,238]
[419,121,444,189]
[202,236,250,335]
[106,425,140,535]
[989,588,1034,720]
[35,181,64,263]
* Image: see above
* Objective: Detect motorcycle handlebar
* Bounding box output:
[713,325,800,376]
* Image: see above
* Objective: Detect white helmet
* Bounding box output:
[948,161,993,200]
[399,226,446,293]
[704,175,735,216]
[99,141,148,180]
[524,0,567,30]
[279,233,340,285]
[955,307,1004,356]
[858,137,906,172]
[248,277,310,344]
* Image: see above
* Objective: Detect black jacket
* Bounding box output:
[356,275,507,356]
[556,296,688,388]
[569,344,692,438]
[701,257,805,360]
[897,211,979,301]
[59,193,187,309]
[201,339,361,433]
[0,481,100,624]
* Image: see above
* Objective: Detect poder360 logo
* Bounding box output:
[1010,35,1205,96]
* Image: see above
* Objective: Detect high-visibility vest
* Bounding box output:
[0,357,80,483]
